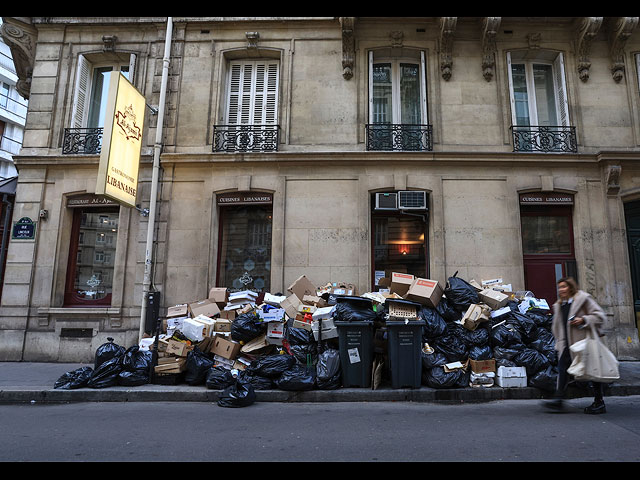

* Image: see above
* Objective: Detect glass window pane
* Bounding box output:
[373,215,426,285]
[88,67,114,128]
[511,63,530,126]
[521,215,571,254]
[219,206,272,293]
[72,209,118,301]
[400,63,420,124]
[533,63,558,126]
[373,63,392,124]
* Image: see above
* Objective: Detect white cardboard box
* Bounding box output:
[496,366,527,388]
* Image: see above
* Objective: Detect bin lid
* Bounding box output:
[385,320,426,327]
[335,296,373,308]
[334,320,375,327]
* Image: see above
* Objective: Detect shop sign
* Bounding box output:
[11,217,36,240]
[217,191,273,206]
[66,194,119,208]
[95,72,146,209]
[519,192,574,205]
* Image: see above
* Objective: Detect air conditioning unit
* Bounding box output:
[375,192,398,210]
[398,191,427,210]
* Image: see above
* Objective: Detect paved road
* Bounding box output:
[2,396,639,461]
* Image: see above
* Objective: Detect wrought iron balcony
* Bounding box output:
[510,125,577,153]
[62,128,103,155]
[366,124,433,152]
[213,124,280,153]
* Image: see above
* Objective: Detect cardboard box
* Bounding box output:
[311,306,335,321]
[280,293,302,320]
[389,272,415,296]
[287,275,317,300]
[461,304,491,331]
[404,278,442,308]
[210,335,242,360]
[330,283,356,296]
[496,366,527,388]
[257,307,286,323]
[386,299,420,319]
[214,318,232,333]
[188,299,220,319]
[263,293,286,307]
[154,358,186,374]
[469,358,496,374]
[219,309,237,321]
[167,304,188,318]
[302,294,328,307]
[192,315,216,336]
[297,304,317,315]
[266,321,285,343]
[165,339,193,357]
[208,287,228,305]
[478,288,509,310]
[292,316,313,331]
[311,317,338,341]
[240,334,271,354]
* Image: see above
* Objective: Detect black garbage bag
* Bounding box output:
[513,347,550,376]
[468,344,493,360]
[217,377,257,408]
[316,348,341,390]
[231,312,266,343]
[87,355,124,388]
[527,328,556,353]
[185,347,215,386]
[94,337,125,369]
[54,366,94,389]
[333,297,381,323]
[239,371,275,390]
[206,366,235,390]
[457,325,490,346]
[435,296,462,322]
[493,345,524,361]
[444,272,480,312]
[490,323,523,348]
[287,325,315,345]
[275,364,316,391]
[247,354,295,378]
[421,349,448,369]
[529,365,558,392]
[290,343,318,366]
[419,307,447,338]
[496,358,518,368]
[117,370,150,387]
[423,365,469,389]
[510,312,537,338]
[525,308,553,328]
[433,331,468,362]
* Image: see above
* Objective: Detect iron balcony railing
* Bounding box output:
[213,124,280,153]
[366,124,433,152]
[510,125,577,153]
[62,128,103,154]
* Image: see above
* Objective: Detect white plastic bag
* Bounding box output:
[567,322,619,383]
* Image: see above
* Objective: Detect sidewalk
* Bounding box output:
[2,361,640,404]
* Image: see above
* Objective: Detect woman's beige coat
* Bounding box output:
[551,290,606,354]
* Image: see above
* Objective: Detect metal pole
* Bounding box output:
[139,17,173,343]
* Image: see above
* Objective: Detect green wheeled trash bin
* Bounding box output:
[334,320,375,388]
[386,311,425,389]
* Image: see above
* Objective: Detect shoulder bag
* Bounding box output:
[567,321,620,383]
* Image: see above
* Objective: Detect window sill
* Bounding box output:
[38,307,121,316]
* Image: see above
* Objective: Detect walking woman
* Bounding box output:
[545,277,608,414]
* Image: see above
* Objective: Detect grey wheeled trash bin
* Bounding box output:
[385,319,426,388]
[334,320,375,388]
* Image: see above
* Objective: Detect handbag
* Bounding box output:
[567,321,620,383]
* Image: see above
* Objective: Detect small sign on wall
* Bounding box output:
[11,217,36,240]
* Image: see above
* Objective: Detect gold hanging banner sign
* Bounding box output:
[95,72,145,208]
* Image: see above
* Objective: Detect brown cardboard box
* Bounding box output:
[154,358,186,374]
[167,304,188,318]
[478,288,509,310]
[389,272,415,296]
[469,358,496,374]
[219,309,237,321]
[461,304,491,331]
[210,335,242,360]
[280,293,302,319]
[208,287,229,305]
[240,334,272,354]
[214,318,232,333]
[302,294,328,307]
[330,283,357,296]
[166,339,193,357]
[404,278,443,308]
[188,299,221,318]
[287,275,317,300]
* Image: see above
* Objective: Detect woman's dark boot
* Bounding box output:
[584,400,606,414]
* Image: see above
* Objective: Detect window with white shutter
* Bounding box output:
[216,59,280,152]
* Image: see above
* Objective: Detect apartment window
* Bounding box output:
[0,82,9,108]
[507,50,576,153]
[213,60,280,152]
[216,192,273,292]
[64,53,136,154]
[367,49,431,151]
[65,206,119,306]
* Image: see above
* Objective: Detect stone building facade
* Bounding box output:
[1,16,639,362]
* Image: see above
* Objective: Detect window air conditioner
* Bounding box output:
[375,192,398,210]
[398,191,427,210]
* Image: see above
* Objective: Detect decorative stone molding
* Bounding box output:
[439,17,457,81]
[102,35,117,52]
[576,17,603,82]
[608,17,639,83]
[527,32,542,49]
[0,17,37,100]
[245,31,260,49]
[339,17,355,80]
[606,165,622,196]
[390,30,403,48]
[481,17,501,82]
